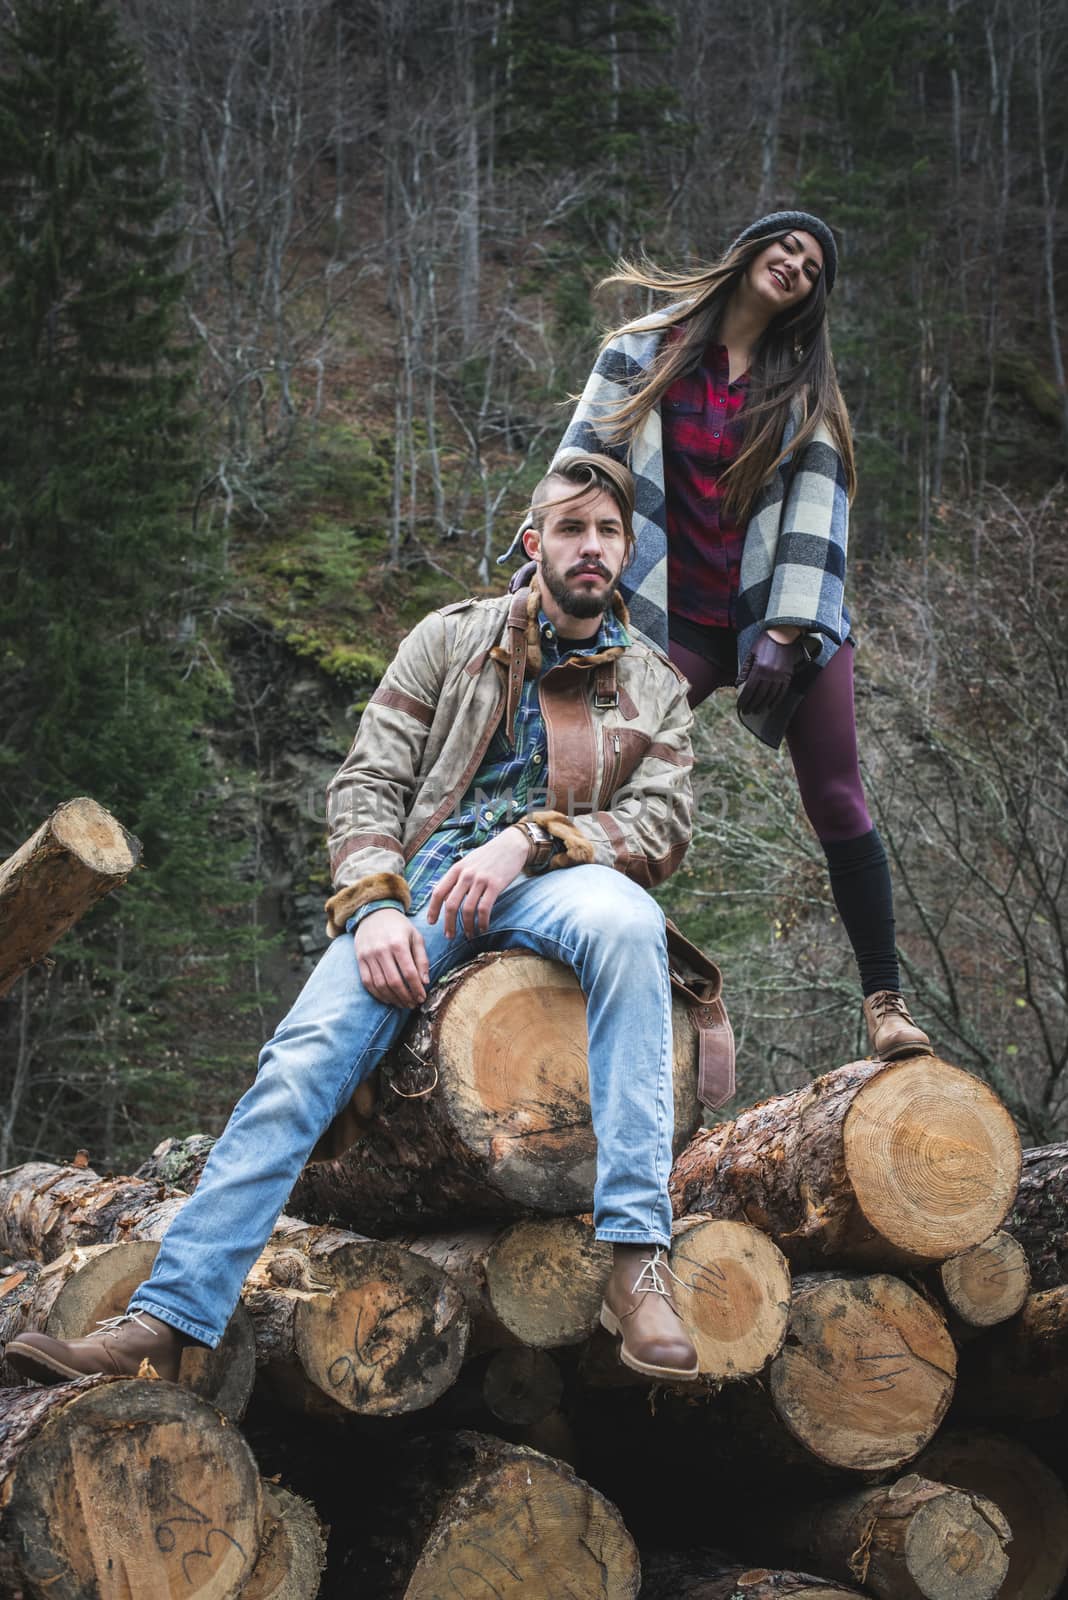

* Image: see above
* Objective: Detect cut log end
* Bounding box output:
[770,1273,956,1472]
[51,796,140,876]
[1,1376,261,1600]
[243,1482,326,1600]
[637,1555,864,1600]
[0,800,142,995]
[938,1230,1031,1326]
[403,1440,640,1599]
[291,1242,469,1416]
[670,1218,791,1380]
[844,1056,1021,1263]
[410,952,701,1214]
[917,1431,1068,1600]
[485,1216,610,1347]
[901,1488,1010,1600]
[482,1347,564,1425]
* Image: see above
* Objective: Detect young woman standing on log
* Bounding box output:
[523,211,931,1060]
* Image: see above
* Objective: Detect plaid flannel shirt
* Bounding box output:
[663,342,749,627]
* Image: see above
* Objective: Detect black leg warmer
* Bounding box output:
[822,827,900,997]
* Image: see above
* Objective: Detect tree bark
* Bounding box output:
[669,1057,1020,1269]
[915,1431,1068,1600]
[0,1242,255,1421]
[774,1473,1011,1600]
[243,1481,327,1600]
[767,1272,956,1473]
[0,798,141,995]
[343,1430,640,1598]
[637,1553,864,1600]
[931,1230,1030,1328]
[953,1286,1068,1421]
[137,1132,218,1193]
[0,1374,261,1600]
[1004,1142,1068,1289]
[669,1216,791,1381]
[0,1159,189,1259]
[292,950,705,1232]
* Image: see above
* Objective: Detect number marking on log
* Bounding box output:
[673,1251,730,1304]
[326,1295,416,1395]
[855,1351,911,1392]
[153,1490,246,1582]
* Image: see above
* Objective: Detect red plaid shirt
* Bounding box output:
[662,341,749,627]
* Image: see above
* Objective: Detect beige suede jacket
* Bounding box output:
[323,582,695,935]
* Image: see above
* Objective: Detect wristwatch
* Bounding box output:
[514,819,555,874]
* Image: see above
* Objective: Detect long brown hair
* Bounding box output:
[592,231,857,521]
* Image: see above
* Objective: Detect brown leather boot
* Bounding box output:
[600,1244,699,1380]
[5,1311,188,1386]
[863,990,933,1061]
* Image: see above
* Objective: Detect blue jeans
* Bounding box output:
[131,865,676,1346]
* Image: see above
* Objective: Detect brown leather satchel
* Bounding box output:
[665,921,737,1111]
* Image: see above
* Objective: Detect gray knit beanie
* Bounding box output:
[728,211,838,291]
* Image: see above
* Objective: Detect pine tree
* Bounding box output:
[0,0,259,1167]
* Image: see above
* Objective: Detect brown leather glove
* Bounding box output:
[737,630,807,714]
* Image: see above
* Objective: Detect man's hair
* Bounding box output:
[526,454,636,552]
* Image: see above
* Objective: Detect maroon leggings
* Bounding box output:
[668,629,872,844]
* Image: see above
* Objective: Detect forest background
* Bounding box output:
[1,0,1065,1174]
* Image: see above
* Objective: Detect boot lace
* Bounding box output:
[93,1311,159,1337]
[870,990,911,1021]
[632,1247,686,1297]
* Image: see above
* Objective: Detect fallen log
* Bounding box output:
[637,1553,864,1600]
[289,948,705,1232]
[0,1374,261,1600]
[915,1430,1068,1600]
[511,1408,580,1468]
[403,1215,611,1351]
[953,1285,1068,1421]
[341,1430,640,1598]
[244,1223,469,1419]
[669,1056,1020,1269]
[0,797,141,995]
[0,1163,469,1418]
[669,1216,791,1381]
[0,1243,255,1420]
[579,1270,955,1484]
[0,1160,186,1260]
[930,1230,1030,1329]
[773,1473,1011,1600]
[482,1346,564,1425]
[244,1481,327,1600]
[766,1272,956,1473]
[1004,1142,1068,1290]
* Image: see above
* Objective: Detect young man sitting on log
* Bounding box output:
[6,453,703,1385]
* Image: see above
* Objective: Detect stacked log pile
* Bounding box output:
[0,870,1065,1597]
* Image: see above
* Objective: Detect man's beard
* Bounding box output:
[539,551,620,619]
